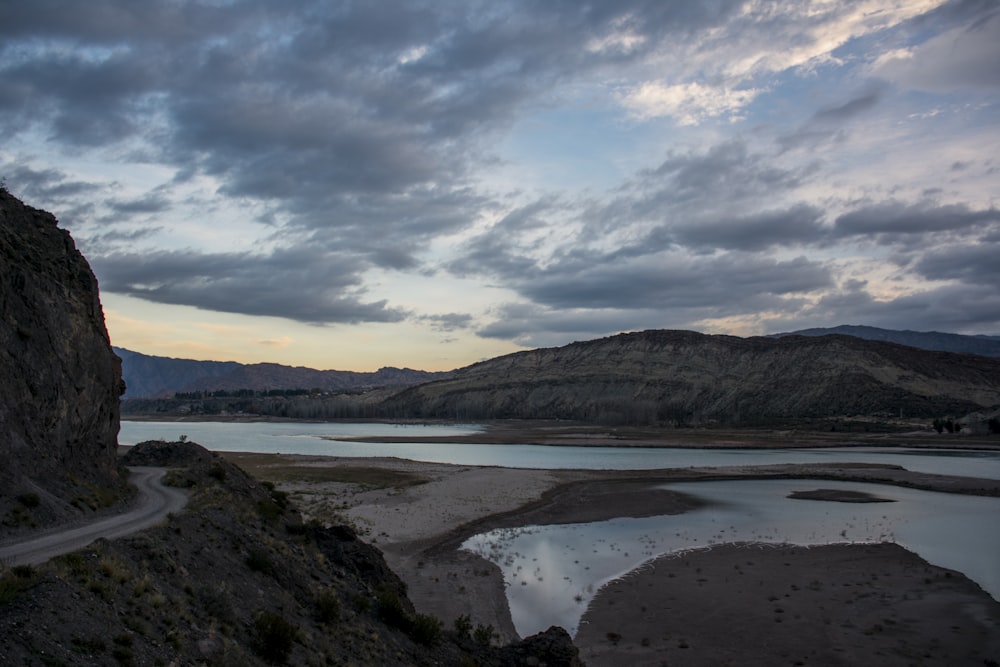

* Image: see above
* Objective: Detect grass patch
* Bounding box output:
[221,454,427,488]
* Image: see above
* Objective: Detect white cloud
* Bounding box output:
[621,81,761,125]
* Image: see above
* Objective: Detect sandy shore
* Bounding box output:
[239,452,1000,662]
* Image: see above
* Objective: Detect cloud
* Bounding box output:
[257,336,295,348]
[90,246,408,325]
[621,81,761,125]
[419,312,475,332]
[3,0,998,355]
[872,4,1000,93]
[833,201,999,241]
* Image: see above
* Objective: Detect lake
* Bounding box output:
[119,420,1000,479]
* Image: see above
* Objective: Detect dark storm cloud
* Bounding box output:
[518,254,830,312]
[669,204,826,252]
[914,241,1000,285]
[833,201,999,240]
[91,246,407,324]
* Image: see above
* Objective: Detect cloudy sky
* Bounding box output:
[2,0,998,371]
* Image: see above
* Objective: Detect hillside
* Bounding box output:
[381,330,1000,426]
[116,346,448,398]
[0,441,580,665]
[772,325,1000,357]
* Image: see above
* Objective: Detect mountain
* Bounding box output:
[115,347,449,398]
[771,325,1000,357]
[382,329,1000,425]
[1,190,126,534]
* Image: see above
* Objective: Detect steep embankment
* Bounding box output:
[0,190,126,534]
[383,330,1000,424]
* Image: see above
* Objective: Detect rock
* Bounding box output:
[500,626,583,667]
[0,190,125,533]
[384,329,1000,425]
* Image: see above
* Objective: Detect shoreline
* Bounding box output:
[223,449,1000,658]
[123,415,1000,451]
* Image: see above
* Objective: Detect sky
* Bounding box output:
[2,0,998,372]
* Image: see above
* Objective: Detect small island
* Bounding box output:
[788,488,896,503]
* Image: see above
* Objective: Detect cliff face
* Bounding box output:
[384,330,1000,425]
[0,190,125,531]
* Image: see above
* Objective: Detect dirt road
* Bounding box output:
[0,467,188,566]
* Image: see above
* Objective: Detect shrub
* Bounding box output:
[453,614,472,639]
[16,493,40,508]
[314,589,340,624]
[253,611,298,664]
[245,548,274,576]
[473,623,496,647]
[411,613,443,646]
[376,586,409,630]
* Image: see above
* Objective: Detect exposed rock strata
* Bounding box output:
[384,329,1000,424]
[0,190,125,533]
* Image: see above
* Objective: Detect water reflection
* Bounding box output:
[462,479,1000,637]
[120,421,1000,480]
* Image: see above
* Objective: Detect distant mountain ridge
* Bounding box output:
[382,329,1000,425]
[771,325,1000,357]
[114,347,448,398]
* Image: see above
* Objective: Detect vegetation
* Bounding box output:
[252,611,298,664]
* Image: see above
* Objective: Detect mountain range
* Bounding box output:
[770,325,1000,357]
[115,347,448,398]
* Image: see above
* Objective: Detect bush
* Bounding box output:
[314,589,340,624]
[16,493,40,508]
[245,548,274,576]
[376,586,409,630]
[453,614,472,639]
[252,611,298,664]
[474,623,496,647]
[410,613,443,646]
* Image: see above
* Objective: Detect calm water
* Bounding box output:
[462,479,1000,637]
[121,421,1000,637]
[120,420,1000,479]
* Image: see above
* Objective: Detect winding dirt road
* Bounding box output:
[0,467,188,567]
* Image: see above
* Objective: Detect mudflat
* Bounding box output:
[223,431,1000,664]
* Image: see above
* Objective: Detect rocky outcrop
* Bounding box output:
[0,190,125,533]
[383,330,1000,425]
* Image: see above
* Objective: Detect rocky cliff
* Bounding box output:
[383,330,1000,425]
[0,190,125,534]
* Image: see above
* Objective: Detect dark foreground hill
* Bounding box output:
[772,324,1000,357]
[115,346,447,398]
[381,330,1000,426]
[0,441,580,665]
